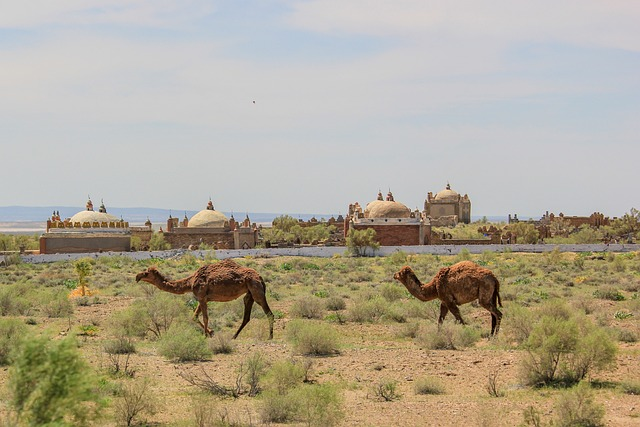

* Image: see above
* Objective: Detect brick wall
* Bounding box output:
[40,234,131,254]
[352,223,423,246]
[163,231,234,249]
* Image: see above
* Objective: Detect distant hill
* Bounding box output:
[0,206,337,226]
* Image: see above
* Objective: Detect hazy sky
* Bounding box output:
[1,1,638,218]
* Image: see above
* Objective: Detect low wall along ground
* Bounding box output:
[18,243,640,264]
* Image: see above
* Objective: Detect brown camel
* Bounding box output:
[135,259,274,339]
[393,261,503,336]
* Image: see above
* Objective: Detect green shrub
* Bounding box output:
[0,318,27,365]
[40,289,74,318]
[208,332,235,354]
[553,382,605,427]
[104,337,136,355]
[380,283,406,302]
[414,376,445,395]
[325,296,346,311]
[348,296,388,323]
[502,304,536,345]
[263,360,305,396]
[138,293,190,338]
[400,299,441,321]
[8,336,101,426]
[593,287,625,301]
[290,296,326,319]
[387,250,408,265]
[520,314,617,387]
[108,305,150,340]
[286,320,340,356]
[289,383,344,426]
[371,379,400,401]
[241,351,267,397]
[260,391,298,424]
[416,323,480,350]
[158,322,211,362]
[619,380,640,395]
[0,282,34,316]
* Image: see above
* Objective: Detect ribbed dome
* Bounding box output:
[434,184,460,202]
[364,200,411,219]
[69,210,119,224]
[188,209,229,228]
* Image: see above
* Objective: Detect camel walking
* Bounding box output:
[394,261,502,336]
[135,259,274,339]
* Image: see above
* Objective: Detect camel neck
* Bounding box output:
[403,272,438,302]
[150,275,192,295]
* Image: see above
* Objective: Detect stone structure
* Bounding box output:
[346,191,429,246]
[129,218,154,250]
[424,183,471,226]
[40,198,131,254]
[509,211,612,240]
[161,199,259,250]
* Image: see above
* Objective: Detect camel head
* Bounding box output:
[135,266,160,283]
[393,266,415,284]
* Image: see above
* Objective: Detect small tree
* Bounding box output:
[611,207,639,241]
[520,309,617,387]
[149,232,170,251]
[508,222,540,244]
[74,258,93,297]
[346,228,380,256]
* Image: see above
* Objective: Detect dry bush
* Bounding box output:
[0,318,27,366]
[114,378,158,427]
[553,382,605,427]
[414,376,445,395]
[208,332,235,354]
[290,296,326,319]
[348,295,388,323]
[371,379,400,401]
[416,322,480,350]
[286,320,340,356]
[158,322,211,362]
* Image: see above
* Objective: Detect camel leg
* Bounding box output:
[233,294,254,339]
[445,302,465,325]
[438,303,449,328]
[479,301,503,336]
[199,301,213,337]
[192,303,207,332]
[254,298,274,340]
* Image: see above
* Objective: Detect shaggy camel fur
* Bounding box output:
[394,261,503,336]
[135,259,274,339]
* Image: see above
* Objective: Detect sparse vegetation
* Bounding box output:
[414,376,446,395]
[158,322,212,361]
[286,319,341,356]
[0,250,638,425]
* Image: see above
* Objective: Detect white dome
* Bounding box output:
[188,209,229,228]
[69,210,119,223]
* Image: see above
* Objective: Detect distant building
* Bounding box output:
[346,191,428,246]
[345,185,479,246]
[40,198,131,254]
[424,183,471,226]
[162,199,259,250]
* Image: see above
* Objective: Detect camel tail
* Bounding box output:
[493,275,503,307]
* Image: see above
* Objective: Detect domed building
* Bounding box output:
[346,191,427,246]
[40,198,131,254]
[424,183,471,226]
[162,199,258,250]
